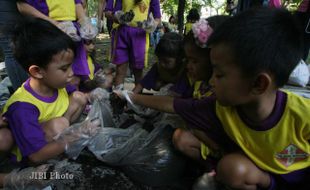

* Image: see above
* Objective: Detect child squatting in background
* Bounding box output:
[133,32,192,97]
[116,8,310,190]
[2,17,99,164]
[79,39,114,92]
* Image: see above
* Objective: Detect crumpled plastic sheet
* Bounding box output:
[57,21,81,42]
[137,13,157,33]
[288,59,309,87]
[53,88,112,159]
[79,17,98,40]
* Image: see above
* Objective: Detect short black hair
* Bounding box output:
[187,8,200,22]
[155,32,184,59]
[12,17,76,71]
[207,8,303,87]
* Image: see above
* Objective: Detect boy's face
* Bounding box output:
[185,43,211,81]
[209,43,252,106]
[42,49,74,89]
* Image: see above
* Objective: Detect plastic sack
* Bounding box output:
[137,13,157,33]
[79,17,98,40]
[288,60,309,87]
[122,122,187,186]
[114,10,135,25]
[53,117,101,159]
[192,172,218,190]
[87,123,148,164]
[57,21,81,42]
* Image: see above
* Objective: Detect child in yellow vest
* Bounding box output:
[2,18,99,164]
[105,0,161,90]
[116,8,310,189]
[184,8,200,36]
[79,39,114,92]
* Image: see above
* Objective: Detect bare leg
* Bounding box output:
[216,153,271,190]
[172,128,202,160]
[0,173,7,187]
[63,91,88,123]
[114,63,128,87]
[42,117,70,142]
[0,128,13,152]
[132,68,143,85]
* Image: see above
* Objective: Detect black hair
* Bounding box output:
[155,32,184,59]
[207,8,303,87]
[169,15,176,24]
[12,17,76,71]
[187,8,200,22]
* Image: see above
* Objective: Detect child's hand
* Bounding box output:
[57,21,81,41]
[137,13,157,33]
[114,10,135,25]
[53,118,101,150]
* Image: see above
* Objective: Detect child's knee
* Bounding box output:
[71,91,88,107]
[172,129,197,151]
[0,128,14,151]
[216,153,257,188]
[43,117,70,141]
[172,128,185,150]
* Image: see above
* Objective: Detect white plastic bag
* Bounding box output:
[57,21,81,42]
[288,60,309,87]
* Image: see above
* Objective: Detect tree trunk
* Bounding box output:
[177,0,185,35]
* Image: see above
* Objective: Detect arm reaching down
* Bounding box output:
[116,90,176,113]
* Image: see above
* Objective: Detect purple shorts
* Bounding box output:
[112,25,149,69]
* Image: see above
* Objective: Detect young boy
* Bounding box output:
[2,17,98,164]
[117,8,310,190]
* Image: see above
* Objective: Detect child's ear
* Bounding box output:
[28,65,44,79]
[251,73,272,95]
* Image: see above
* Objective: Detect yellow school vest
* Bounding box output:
[122,0,150,27]
[46,0,76,21]
[184,22,193,35]
[192,81,213,100]
[87,55,95,80]
[216,91,310,174]
[192,81,214,159]
[3,84,69,123]
[3,83,69,161]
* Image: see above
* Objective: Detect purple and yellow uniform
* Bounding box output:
[107,0,161,69]
[190,80,214,159]
[2,79,70,162]
[184,22,193,36]
[105,0,120,62]
[24,0,90,77]
[174,90,310,189]
[140,63,193,98]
